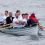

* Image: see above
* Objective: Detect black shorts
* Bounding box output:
[25,19,37,27]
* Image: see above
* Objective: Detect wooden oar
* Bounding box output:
[2,24,10,27]
[0,23,13,28]
[0,26,13,31]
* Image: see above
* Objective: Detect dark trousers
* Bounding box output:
[25,19,37,27]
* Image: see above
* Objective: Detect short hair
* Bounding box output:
[16,10,20,13]
[22,13,28,16]
[5,10,8,13]
[31,13,35,17]
[24,13,28,15]
[31,13,35,15]
[22,13,25,16]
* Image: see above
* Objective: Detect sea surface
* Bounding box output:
[0,0,45,45]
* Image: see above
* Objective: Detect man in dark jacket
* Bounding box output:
[6,12,14,24]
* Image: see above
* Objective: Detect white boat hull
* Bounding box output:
[0,26,39,36]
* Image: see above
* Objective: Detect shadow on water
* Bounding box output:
[9,33,25,36]
[0,30,25,36]
[0,31,45,41]
[0,30,45,41]
[0,30,40,40]
[30,35,39,41]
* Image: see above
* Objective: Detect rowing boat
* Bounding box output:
[0,25,39,36]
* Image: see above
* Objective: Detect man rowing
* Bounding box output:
[3,10,9,24]
[4,10,9,18]
[13,10,23,28]
[0,10,8,25]
[6,12,14,24]
[27,13,38,27]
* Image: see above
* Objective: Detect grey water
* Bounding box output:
[0,31,45,45]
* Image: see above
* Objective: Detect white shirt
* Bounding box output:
[2,15,8,24]
[0,16,4,22]
[0,15,6,24]
[13,15,22,22]
[13,15,27,28]
[21,18,27,23]
[17,15,22,21]
[13,15,22,27]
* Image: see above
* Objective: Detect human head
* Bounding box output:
[22,13,25,19]
[9,12,12,17]
[31,13,35,18]
[24,13,28,19]
[5,10,8,16]
[15,10,21,17]
[22,13,28,19]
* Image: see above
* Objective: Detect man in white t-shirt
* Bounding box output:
[13,10,23,28]
[0,10,9,25]
[21,13,27,24]
[21,13,29,26]
[3,10,9,24]
[4,10,9,19]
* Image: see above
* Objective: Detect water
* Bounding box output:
[0,32,45,45]
[0,0,45,19]
[0,0,45,45]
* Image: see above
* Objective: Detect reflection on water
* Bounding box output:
[0,32,45,45]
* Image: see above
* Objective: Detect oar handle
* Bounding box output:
[0,24,11,28]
